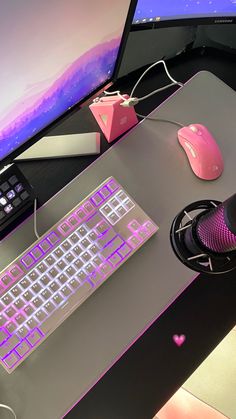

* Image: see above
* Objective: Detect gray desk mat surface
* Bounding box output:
[0,71,235,419]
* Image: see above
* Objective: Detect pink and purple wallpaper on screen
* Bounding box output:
[0,0,131,160]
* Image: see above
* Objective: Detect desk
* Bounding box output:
[0,71,236,419]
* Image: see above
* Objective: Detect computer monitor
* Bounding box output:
[0,0,137,166]
[132,0,236,28]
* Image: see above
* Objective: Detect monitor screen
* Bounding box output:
[133,0,236,25]
[0,0,136,162]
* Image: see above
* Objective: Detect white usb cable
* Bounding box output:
[34,198,40,240]
[104,59,184,107]
[0,404,17,419]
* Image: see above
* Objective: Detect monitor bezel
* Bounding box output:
[132,16,236,31]
[0,0,138,168]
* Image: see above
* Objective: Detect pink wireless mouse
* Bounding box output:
[177,124,224,180]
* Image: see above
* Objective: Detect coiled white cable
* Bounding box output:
[0,404,17,419]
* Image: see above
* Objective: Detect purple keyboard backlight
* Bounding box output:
[0,177,158,373]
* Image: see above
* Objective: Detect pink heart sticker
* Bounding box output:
[173,334,186,347]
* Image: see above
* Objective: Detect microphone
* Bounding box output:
[170,194,236,274]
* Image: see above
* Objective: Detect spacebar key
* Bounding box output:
[40,281,93,334]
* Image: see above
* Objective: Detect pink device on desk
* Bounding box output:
[177,124,224,180]
[89,95,138,143]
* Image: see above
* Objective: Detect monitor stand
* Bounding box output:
[14,132,100,161]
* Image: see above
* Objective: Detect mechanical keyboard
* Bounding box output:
[0,177,158,373]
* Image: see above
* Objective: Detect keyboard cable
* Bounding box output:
[34,198,41,240]
[0,403,17,419]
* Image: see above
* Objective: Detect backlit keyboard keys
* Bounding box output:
[0,335,20,358]
[58,222,71,235]
[81,238,90,248]
[91,192,103,206]
[23,290,33,302]
[69,278,80,290]
[107,179,118,192]
[70,233,79,244]
[99,262,113,276]
[0,177,158,373]
[35,310,47,322]
[48,267,59,278]
[26,329,43,347]
[31,283,42,293]
[128,220,140,231]
[57,260,66,271]
[78,226,87,237]
[14,298,24,310]
[5,322,17,334]
[17,326,29,339]
[15,314,26,326]
[73,245,82,256]
[0,329,9,345]
[61,286,72,297]
[81,252,91,262]
[19,278,30,289]
[1,275,12,287]
[54,247,64,259]
[44,302,55,314]
[108,253,122,267]
[108,213,119,225]
[100,204,112,215]
[76,208,86,220]
[37,263,47,274]
[45,255,56,266]
[31,246,43,260]
[21,254,34,269]
[83,201,94,213]
[49,281,59,293]
[41,289,51,301]
[24,305,34,317]
[15,341,31,357]
[66,266,76,277]
[0,314,7,326]
[58,274,68,285]
[137,227,148,240]
[28,270,39,281]
[65,252,75,263]
[9,265,23,280]
[52,294,63,305]
[39,239,51,253]
[62,241,71,251]
[143,221,157,234]
[68,215,79,227]
[27,318,38,330]
[5,306,16,318]
[47,232,60,245]
[32,297,43,309]
[118,244,132,258]
[96,221,110,235]
[116,206,126,217]
[3,352,19,369]
[100,186,110,199]
[127,235,141,249]
[40,275,50,286]
[2,294,13,305]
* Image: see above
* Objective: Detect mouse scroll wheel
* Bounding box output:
[189,125,202,135]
